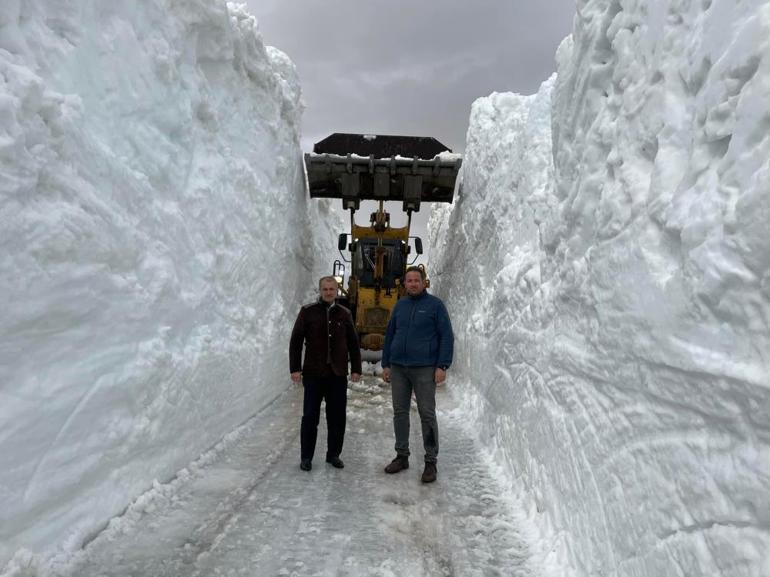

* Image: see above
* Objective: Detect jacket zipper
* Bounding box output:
[326,302,335,364]
[404,298,418,362]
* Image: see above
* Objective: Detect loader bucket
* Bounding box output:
[305,133,462,211]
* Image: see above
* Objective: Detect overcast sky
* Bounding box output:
[245,1,577,263]
[247,0,576,154]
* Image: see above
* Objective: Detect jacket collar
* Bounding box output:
[407,290,428,301]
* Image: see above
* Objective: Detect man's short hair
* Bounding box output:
[404,266,426,281]
[318,275,338,289]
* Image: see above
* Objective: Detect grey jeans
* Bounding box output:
[390,364,438,463]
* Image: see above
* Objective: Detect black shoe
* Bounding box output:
[421,462,437,483]
[326,456,344,468]
[384,455,409,474]
[300,459,312,471]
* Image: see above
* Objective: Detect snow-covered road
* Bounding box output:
[53,374,533,577]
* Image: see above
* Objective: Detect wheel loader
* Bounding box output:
[304,133,461,351]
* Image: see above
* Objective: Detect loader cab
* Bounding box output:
[352,238,406,289]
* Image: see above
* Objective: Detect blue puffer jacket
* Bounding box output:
[382,290,453,369]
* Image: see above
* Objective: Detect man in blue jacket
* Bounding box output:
[381,266,453,483]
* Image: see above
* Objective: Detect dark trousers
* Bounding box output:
[301,375,348,461]
[390,364,438,463]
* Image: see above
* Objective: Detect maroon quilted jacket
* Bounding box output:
[289,300,362,377]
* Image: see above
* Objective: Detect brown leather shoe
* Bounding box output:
[421,462,437,483]
[384,455,409,474]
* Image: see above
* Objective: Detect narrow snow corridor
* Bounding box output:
[56,374,532,577]
[5,2,770,575]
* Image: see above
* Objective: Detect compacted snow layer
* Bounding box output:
[430,1,770,575]
[0,0,337,566]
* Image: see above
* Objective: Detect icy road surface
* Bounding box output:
[53,375,532,577]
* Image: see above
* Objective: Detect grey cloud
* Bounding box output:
[249,0,575,152]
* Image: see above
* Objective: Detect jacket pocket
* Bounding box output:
[416,339,433,364]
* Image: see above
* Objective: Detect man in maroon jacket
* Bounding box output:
[290,276,362,472]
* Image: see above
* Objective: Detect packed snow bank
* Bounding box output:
[431,1,770,576]
[0,0,335,567]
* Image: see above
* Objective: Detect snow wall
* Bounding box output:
[0,0,337,565]
[430,0,770,576]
